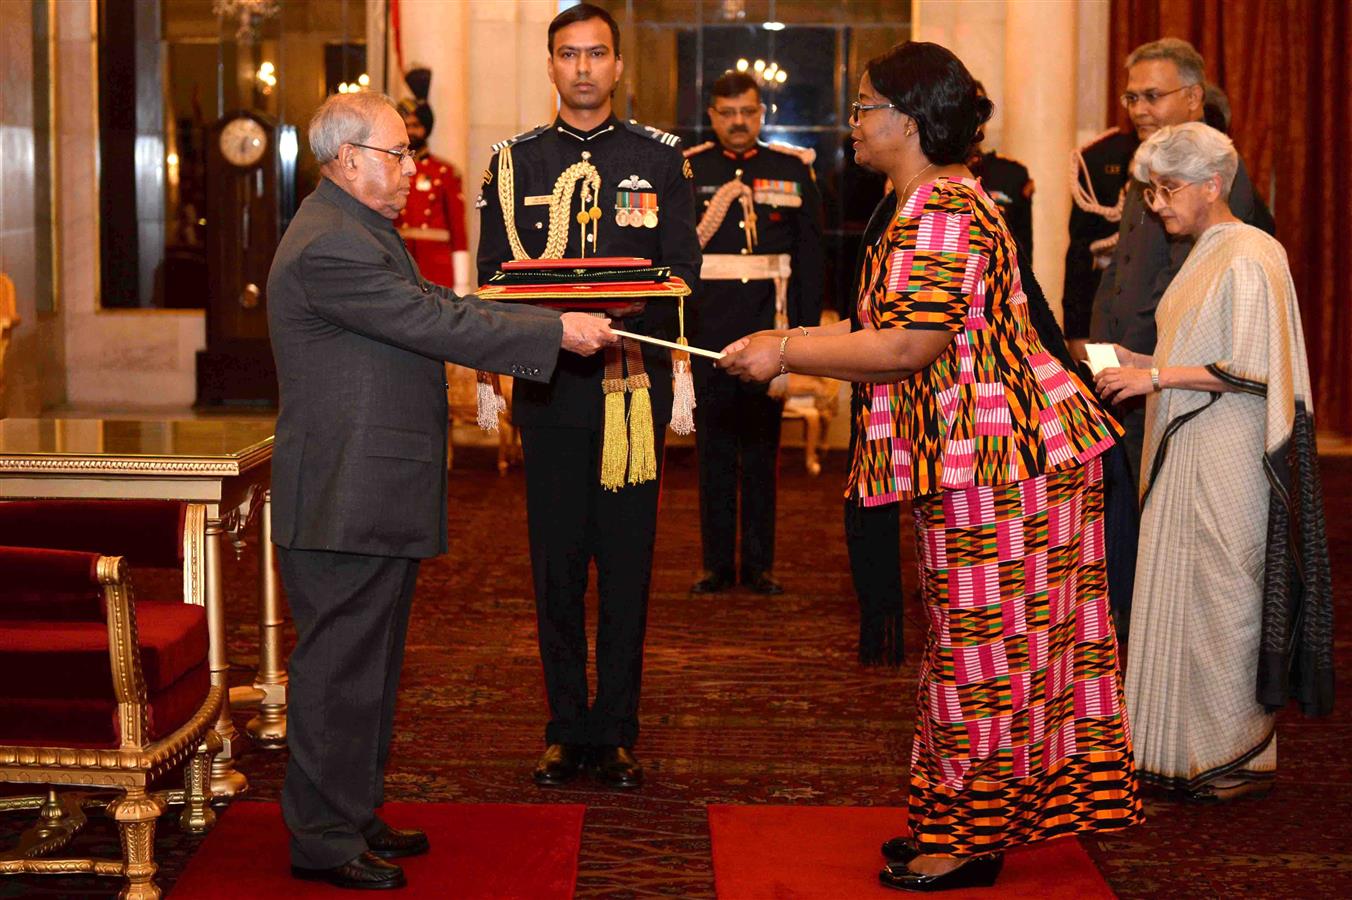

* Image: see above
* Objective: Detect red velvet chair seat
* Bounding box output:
[0,601,209,748]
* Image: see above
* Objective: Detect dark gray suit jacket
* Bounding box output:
[267,178,562,558]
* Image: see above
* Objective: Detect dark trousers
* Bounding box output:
[1104,404,1145,639]
[520,424,665,748]
[843,499,905,666]
[277,547,419,869]
[694,368,783,579]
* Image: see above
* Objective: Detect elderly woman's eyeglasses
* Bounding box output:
[349,142,415,164]
[1142,181,1197,208]
[1119,86,1189,109]
[849,101,898,123]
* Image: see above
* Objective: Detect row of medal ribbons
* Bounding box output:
[615,190,660,228]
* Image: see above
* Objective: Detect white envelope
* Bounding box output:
[1084,343,1121,376]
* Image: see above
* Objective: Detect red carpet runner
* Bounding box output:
[708,805,1115,899]
[172,801,584,898]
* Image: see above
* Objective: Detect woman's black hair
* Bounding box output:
[864,41,994,165]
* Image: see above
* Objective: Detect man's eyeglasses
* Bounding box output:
[1142,180,1197,208]
[849,100,898,123]
[711,106,762,121]
[1119,85,1190,109]
[349,142,415,164]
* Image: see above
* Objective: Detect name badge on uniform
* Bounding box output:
[615,176,659,228]
[523,195,553,206]
[752,178,802,208]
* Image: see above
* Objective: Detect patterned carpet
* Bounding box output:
[3,444,1350,898]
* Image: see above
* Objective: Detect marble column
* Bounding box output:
[1002,0,1078,320]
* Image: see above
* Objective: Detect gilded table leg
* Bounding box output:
[109,787,165,900]
[247,489,289,748]
[205,520,248,797]
[180,729,221,834]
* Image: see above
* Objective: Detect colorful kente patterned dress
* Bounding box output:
[847,178,1142,857]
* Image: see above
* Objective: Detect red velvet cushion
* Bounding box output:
[0,500,184,567]
[0,662,210,748]
[0,601,210,748]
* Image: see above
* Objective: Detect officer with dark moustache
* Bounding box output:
[683,71,823,596]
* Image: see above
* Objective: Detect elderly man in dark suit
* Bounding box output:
[267,90,614,890]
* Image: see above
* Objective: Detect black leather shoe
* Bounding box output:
[292,852,406,890]
[691,572,734,594]
[593,745,644,788]
[743,571,784,595]
[367,825,430,859]
[880,835,919,864]
[878,853,1003,892]
[533,743,587,786]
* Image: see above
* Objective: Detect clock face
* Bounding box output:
[219,117,268,167]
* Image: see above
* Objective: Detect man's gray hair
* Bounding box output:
[1132,122,1238,196]
[1127,37,1206,86]
[309,91,399,164]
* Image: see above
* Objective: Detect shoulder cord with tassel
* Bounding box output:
[482,144,662,487]
[476,144,601,432]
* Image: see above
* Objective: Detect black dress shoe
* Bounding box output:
[367,825,430,859]
[691,572,734,594]
[878,853,1003,892]
[743,571,784,595]
[292,851,406,890]
[533,743,587,786]
[593,745,644,788]
[880,835,919,863]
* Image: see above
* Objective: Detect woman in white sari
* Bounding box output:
[1096,122,1333,802]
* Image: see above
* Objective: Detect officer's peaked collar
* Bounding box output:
[720,144,760,161]
[555,115,619,142]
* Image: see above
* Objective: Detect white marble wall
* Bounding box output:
[56,0,205,411]
[0,0,65,417]
[912,0,1112,321]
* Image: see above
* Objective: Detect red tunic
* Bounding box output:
[395,150,468,287]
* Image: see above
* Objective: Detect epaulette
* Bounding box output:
[1076,126,1131,153]
[766,141,816,167]
[490,124,549,155]
[682,140,716,159]
[623,119,682,148]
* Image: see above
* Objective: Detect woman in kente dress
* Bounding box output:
[1096,122,1333,802]
[719,41,1142,891]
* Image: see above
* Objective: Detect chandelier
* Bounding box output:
[212,0,281,43]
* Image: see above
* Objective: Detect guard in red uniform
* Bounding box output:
[394,67,470,292]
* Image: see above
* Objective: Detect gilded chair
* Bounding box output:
[446,363,521,475]
[0,272,19,412]
[780,310,843,476]
[0,500,222,900]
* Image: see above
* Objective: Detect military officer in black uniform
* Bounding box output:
[684,71,823,597]
[476,3,700,790]
[1062,126,1137,351]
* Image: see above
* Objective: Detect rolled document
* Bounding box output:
[611,328,725,359]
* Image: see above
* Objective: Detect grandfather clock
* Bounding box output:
[197,110,282,406]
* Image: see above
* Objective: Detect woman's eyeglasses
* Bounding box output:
[849,101,898,123]
[1142,181,1197,208]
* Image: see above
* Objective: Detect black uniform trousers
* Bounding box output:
[520,424,666,749]
[1103,401,1145,639]
[843,499,906,666]
[694,366,782,580]
[277,547,419,869]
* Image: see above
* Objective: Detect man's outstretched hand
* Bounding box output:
[559,312,619,356]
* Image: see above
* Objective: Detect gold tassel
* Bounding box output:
[670,300,695,434]
[626,374,657,485]
[601,377,629,491]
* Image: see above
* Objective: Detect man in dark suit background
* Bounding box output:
[267,90,615,890]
